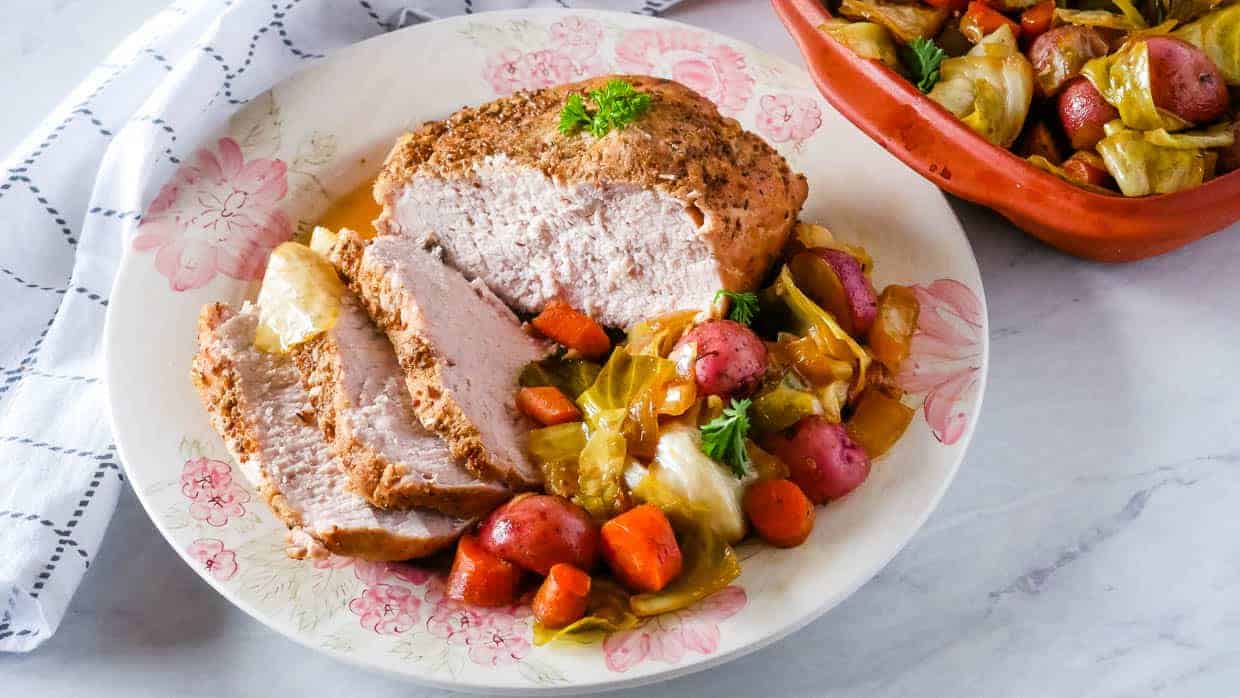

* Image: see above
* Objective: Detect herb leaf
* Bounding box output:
[700,398,753,477]
[558,79,652,138]
[714,290,760,325]
[903,37,946,94]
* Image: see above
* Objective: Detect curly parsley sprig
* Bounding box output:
[903,37,946,94]
[715,290,760,325]
[700,398,753,478]
[558,79,652,138]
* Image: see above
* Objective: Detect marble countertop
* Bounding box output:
[4,2,1239,696]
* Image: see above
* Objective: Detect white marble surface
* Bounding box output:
[4,1,1240,696]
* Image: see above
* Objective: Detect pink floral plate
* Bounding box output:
[103,9,988,694]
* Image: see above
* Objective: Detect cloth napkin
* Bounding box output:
[0,0,683,653]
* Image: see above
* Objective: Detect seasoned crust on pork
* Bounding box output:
[374,75,808,328]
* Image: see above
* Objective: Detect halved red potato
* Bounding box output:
[1059,78,1120,151]
[788,249,877,337]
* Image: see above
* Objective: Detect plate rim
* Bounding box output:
[102,7,989,694]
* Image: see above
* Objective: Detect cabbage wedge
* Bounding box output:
[767,265,872,398]
[532,579,639,646]
[820,19,904,71]
[837,0,949,43]
[527,422,588,499]
[1096,120,1211,195]
[1174,3,1240,85]
[1081,40,1192,131]
[928,25,1035,148]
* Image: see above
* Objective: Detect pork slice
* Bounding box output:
[191,302,471,561]
[374,75,808,329]
[293,292,510,516]
[325,230,548,489]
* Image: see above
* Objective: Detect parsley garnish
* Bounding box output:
[700,398,753,477]
[903,37,946,94]
[715,290,760,325]
[558,79,652,138]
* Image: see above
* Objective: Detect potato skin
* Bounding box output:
[1058,78,1120,151]
[1146,36,1229,125]
[1027,25,1109,98]
[815,249,878,336]
[477,494,600,575]
[762,416,871,504]
[674,319,768,398]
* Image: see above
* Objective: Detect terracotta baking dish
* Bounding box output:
[773,0,1240,261]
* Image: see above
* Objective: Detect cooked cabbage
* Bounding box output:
[1144,121,1235,147]
[769,265,872,397]
[576,423,630,519]
[837,0,949,43]
[527,422,588,498]
[1027,154,1119,194]
[845,389,915,459]
[752,381,821,433]
[519,357,602,399]
[627,459,741,617]
[625,310,699,358]
[631,424,755,543]
[1082,40,1192,131]
[820,19,903,72]
[1054,8,1147,30]
[1155,0,1227,24]
[253,242,344,353]
[1096,119,1210,195]
[532,579,639,646]
[1174,3,1240,85]
[577,350,677,428]
[928,25,1035,148]
[629,519,740,618]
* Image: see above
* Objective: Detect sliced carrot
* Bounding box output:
[743,479,815,548]
[516,386,582,426]
[960,1,1020,44]
[532,563,592,629]
[531,300,611,359]
[1019,0,1055,41]
[447,535,523,607]
[600,504,682,593]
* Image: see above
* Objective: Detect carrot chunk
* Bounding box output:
[531,300,611,359]
[1019,0,1055,41]
[447,535,523,607]
[600,504,682,593]
[743,479,815,548]
[960,2,1020,44]
[516,386,583,426]
[532,563,592,629]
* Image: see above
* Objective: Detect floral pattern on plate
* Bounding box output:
[899,279,985,445]
[112,10,985,692]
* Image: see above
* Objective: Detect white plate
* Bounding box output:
[104,9,988,694]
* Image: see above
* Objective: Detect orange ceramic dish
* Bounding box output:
[773,0,1240,262]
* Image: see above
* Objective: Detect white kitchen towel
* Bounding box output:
[0,0,682,653]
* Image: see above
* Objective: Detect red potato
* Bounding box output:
[789,248,877,337]
[478,494,600,575]
[672,319,767,398]
[762,415,871,504]
[1062,151,1114,189]
[1146,36,1229,125]
[1059,78,1120,151]
[1027,26,1110,97]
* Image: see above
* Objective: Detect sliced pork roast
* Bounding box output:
[292,292,510,516]
[191,302,471,561]
[373,75,808,329]
[324,230,548,490]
